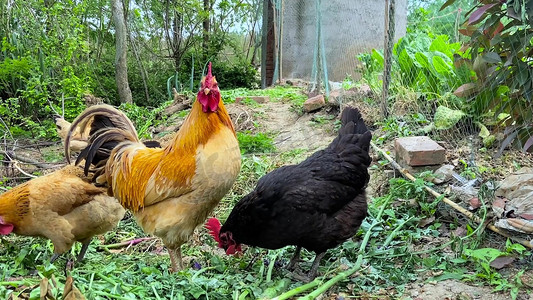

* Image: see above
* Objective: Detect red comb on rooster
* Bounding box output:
[198,62,220,113]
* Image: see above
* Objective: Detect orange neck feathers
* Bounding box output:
[166,98,235,153]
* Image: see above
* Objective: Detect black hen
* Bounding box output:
[207,107,372,279]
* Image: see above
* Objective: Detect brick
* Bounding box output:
[303,94,325,112]
[235,96,270,104]
[395,136,446,166]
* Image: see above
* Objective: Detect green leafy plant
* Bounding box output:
[375,117,413,144]
[119,102,171,139]
[443,0,533,154]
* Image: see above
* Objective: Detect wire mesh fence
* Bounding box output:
[266,0,532,169]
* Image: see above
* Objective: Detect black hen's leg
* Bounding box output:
[50,253,61,263]
[75,241,91,263]
[307,252,326,279]
[287,246,302,270]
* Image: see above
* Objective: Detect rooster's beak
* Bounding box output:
[203,88,210,95]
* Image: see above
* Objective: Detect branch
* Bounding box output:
[3,151,37,178]
[1,150,59,169]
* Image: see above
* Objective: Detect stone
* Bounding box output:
[348,84,372,97]
[328,81,343,91]
[395,136,446,166]
[328,89,342,104]
[303,94,326,112]
[432,164,455,184]
[235,96,270,104]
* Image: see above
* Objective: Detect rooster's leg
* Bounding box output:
[287,246,302,270]
[307,252,326,279]
[75,240,91,263]
[169,247,184,272]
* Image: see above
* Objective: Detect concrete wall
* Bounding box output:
[279,0,408,82]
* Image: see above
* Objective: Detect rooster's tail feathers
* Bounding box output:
[75,128,138,176]
[338,107,368,135]
[66,105,139,176]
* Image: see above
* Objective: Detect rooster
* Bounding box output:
[66,62,241,272]
[0,164,125,264]
[206,107,371,279]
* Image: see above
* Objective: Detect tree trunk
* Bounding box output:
[202,0,210,61]
[111,0,133,103]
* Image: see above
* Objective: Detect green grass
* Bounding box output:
[1,153,531,299]
[237,132,276,154]
[222,86,307,107]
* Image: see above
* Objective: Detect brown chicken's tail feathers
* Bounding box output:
[339,107,368,135]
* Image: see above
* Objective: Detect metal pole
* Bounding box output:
[261,0,269,88]
[381,0,395,118]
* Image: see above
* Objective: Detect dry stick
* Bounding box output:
[3,151,37,178]
[98,237,156,250]
[1,150,57,169]
[370,141,533,250]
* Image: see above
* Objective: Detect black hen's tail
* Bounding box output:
[330,106,372,155]
[338,107,369,136]
[65,105,141,177]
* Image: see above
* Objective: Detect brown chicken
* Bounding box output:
[55,115,90,153]
[0,164,125,263]
[66,62,241,272]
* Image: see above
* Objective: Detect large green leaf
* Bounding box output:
[432,55,452,75]
[371,49,384,68]
[434,106,466,130]
[415,52,430,69]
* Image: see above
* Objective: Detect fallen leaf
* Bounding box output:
[507,218,533,233]
[492,197,507,216]
[418,216,435,228]
[453,226,467,237]
[489,256,515,269]
[469,197,481,209]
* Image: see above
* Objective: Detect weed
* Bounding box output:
[458,159,477,180]
[41,149,63,163]
[239,97,261,108]
[310,115,334,127]
[119,101,172,139]
[375,117,413,144]
[237,132,276,154]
